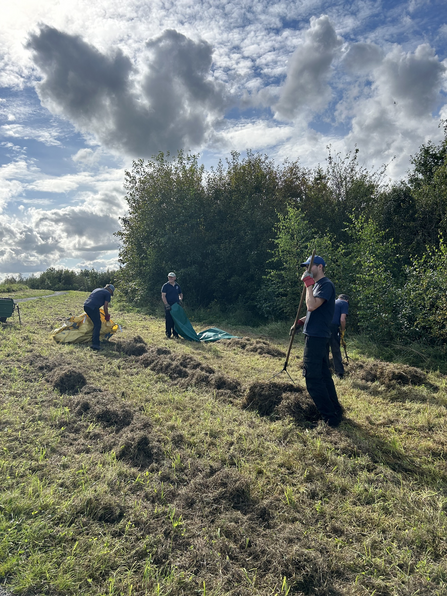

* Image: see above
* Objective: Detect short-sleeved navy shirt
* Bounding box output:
[84,288,112,309]
[332,299,349,325]
[303,277,335,338]
[161,282,182,305]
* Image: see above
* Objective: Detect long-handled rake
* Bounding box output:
[269,249,316,383]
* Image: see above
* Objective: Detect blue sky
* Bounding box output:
[0,0,446,279]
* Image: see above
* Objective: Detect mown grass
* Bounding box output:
[0,287,64,300]
[1,291,447,595]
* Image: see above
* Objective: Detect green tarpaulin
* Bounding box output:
[170,303,237,342]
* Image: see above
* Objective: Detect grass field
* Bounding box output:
[1,291,447,595]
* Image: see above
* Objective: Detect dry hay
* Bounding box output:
[74,392,134,430]
[76,495,125,524]
[242,381,305,417]
[176,467,252,514]
[115,429,159,467]
[114,335,148,356]
[349,360,428,387]
[276,391,320,424]
[227,337,286,357]
[24,353,66,372]
[62,390,163,468]
[48,366,87,394]
[81,384,102,395]
[138,347,242,395]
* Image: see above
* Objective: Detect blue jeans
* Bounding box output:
[84,305,101,347]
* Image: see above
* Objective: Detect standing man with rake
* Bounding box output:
[297,256,344,427]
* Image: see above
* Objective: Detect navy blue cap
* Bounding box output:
[300,255,326,267]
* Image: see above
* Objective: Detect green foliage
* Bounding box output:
[25,268,117,292]
[346,215,401,339]
[117,150,292,310]
[400,238,447,343]
[262,206,354,319]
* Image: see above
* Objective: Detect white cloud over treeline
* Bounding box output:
[26,26,229,157]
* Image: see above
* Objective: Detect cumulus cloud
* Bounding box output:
[0,201,122,276]
[274,15,343,120]
[374,44,446,117]
[342,42,384,74]
[26,25,228,156]
[340,42,447,177]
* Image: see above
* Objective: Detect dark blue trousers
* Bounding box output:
[303,335,343,426]
[165,308,179,337]
[329,323,344,377]
[84,305,101,347]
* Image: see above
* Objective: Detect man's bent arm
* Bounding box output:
[340,313,347,331]
[161,292,168,306]
[306,286,325,312]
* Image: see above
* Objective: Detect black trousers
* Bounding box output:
[303,335,343,426]
[84,305,101,347]
[329,323,344,377]
[165,308,178,337]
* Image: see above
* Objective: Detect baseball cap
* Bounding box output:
[167,272,176,277]
[105,283,115,295]
[300,255,326,267]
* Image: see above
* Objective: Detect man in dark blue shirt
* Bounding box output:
[84,284,114,351]
[330,294,349,378]
[161,272,183,339]
[297,256,343,427]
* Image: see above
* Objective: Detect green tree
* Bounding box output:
[399,238,447,343]
[116,150,293,312]
[263,207,350,319]
[407,123,447,251]
[346,215,401,339]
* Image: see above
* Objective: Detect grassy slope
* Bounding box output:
[1,291,447,596]
[0,288,63,300]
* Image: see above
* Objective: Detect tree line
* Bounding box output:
[116,123,447,345]
[5,124,446,345]
[1,268,117,293]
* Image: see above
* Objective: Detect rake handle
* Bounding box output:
[282,249,316,371]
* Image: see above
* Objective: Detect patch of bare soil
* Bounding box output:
[349,360,429,388]
[114,335,148,356]
[227,337,286,357]
[48,366,87,394]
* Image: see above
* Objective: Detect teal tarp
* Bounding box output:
[170,303,237,342]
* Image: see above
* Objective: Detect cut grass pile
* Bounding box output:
[1,291,447,595]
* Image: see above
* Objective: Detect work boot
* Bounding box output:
[90,344,101,351]
[327,415,342,428]
[165,334,171,339]
[173,333,180,339]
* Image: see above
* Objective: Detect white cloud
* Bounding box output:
[26,25,230,157]
[342,43,384,74]
[220,120,293,151]
[274,15,343,120]
[0,123,63,146]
